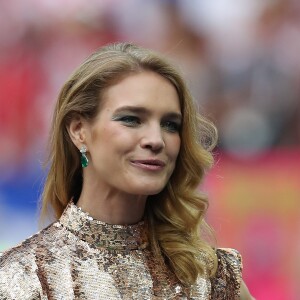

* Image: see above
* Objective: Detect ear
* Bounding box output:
[67,114,88,150]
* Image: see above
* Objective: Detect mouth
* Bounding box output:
[130,159,166,171]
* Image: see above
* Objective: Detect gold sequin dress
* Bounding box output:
[0,202,242,299]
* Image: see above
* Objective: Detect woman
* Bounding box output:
[0,43,254,299]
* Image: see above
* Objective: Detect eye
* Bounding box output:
[113,115,141,127]
[161,120,181,133]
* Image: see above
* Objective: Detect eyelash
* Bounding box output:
[162,121,181,133]
[115,116,141,126]
[114,115,181,133]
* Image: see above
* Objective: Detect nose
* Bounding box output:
[140,124,165,152]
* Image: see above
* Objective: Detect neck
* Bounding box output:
[77,186,147,225]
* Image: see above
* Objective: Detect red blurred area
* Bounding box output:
[0,42,46,164]
[205,149,300,299]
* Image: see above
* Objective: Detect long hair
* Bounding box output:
[41,42,218,285]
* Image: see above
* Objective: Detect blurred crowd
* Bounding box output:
[1,0,300,177]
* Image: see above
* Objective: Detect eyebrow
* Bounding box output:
[113,105,182,121]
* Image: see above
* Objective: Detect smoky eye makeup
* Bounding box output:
[111,114,141,126]
[111,106,145,127]
[161,120,181,132]
[111,106,182,130]
[161,112,182,132]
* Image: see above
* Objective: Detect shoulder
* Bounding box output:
[216,248,242,273]
[210,248,243,300]
[0,223,61,299]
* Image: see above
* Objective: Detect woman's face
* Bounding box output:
[83,71,181,197]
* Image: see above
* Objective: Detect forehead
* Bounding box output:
[99,71,181,112]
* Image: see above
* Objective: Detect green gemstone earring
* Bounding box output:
[80,145,89,168]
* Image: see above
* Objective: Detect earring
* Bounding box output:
[80,145,89,168]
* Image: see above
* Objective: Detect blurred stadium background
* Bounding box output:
[1,1,300,299]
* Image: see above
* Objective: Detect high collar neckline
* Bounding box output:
[59,202,149,251]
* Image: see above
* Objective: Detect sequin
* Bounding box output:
[0,202,242,299]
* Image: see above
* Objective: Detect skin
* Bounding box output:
[240,281,256,300]
[68,71,182,225]
[68,70,254,299]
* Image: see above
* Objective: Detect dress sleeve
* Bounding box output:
[210,248,243,300]
[0,248,46,300]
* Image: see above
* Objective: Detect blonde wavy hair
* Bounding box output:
[41,42,218,286]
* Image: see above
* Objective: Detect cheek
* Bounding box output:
[92,125,137,156]
[92,123,121,143]
[167,135,181,159]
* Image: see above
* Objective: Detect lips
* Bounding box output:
[131,159,166,170]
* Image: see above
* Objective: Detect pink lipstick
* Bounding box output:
[131,159,166,171]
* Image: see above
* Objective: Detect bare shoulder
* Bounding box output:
[240,280,255,300]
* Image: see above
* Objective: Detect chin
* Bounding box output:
[123,174,170,196]
[128,182,166,196]
[142,185,167,196]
